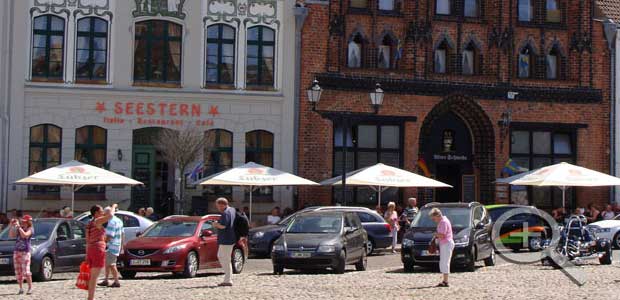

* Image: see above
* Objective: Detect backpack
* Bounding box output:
[233,208,249,240]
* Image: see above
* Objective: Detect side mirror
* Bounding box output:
[136,232,142,237]
[57,235,68,241]
[201,230,213,237]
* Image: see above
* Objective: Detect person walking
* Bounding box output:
[86,204,115,300]
[9,215,34,295]
[384,202,400,254]
[400,198,419,230]
[430,208,454,287]
[212,198,236,287]
[98,206,123,288]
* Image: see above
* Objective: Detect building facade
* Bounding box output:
[297,0,614,211]
[4,0,298,222]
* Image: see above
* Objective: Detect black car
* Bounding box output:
[0,218,86,281]
[250,206,391,256]
[401,202,495,272]
[271,211,368,274]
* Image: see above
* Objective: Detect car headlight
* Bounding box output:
[599,228,612,233]
[402,239,414,248]
[454,236,470,247]
[163,244,187,254]
[253,231,265,239]
[317,245,336,253]
[272,244,285,252]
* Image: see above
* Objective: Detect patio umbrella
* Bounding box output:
[494,169,535,184]
[509,162,620,208]
[14,160,143,212]
[198,162,319,223]
[320,163,452,207]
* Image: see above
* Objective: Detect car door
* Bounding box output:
[118,213,140,242]
[198,221,218,268]
[473,207,492,259]
[343,214,361,262]
[69,221,87,269]
[352,214,367,256]
[54,222,74,271]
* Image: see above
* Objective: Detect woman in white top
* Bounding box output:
[266,207,281,225]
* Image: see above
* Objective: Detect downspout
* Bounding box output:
[603,19,618,204]
[293,3,308,209]
[1,0,15,213]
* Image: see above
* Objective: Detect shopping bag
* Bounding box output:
[75,262,90,290]
[428,237,438,255]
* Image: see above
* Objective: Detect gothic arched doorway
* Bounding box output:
[419,94,495,203]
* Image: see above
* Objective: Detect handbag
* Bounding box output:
[428,237,438,255]
[75,262,90,290]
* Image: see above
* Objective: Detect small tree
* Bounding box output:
[154,126,206,214]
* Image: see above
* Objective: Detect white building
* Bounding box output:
[3,0,298,223]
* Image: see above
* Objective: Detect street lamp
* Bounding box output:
[369,83,384,114]
[307,79,322,111]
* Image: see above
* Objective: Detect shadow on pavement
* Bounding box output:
[125,272,224,281]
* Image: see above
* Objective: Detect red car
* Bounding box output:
[118,215,247,278]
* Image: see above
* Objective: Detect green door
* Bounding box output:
[132,145,156,209]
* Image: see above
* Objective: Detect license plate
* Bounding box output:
[0,258,9,265]
[130,259,151,266]
[291,252,311,258]
[421,250,438,256]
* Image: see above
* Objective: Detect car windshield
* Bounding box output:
[412,207,471,228]
[142,221,197,237]
[277,208,315,226]
[0,220,56,241]
[488,207,515,222]
[286,215,342,234]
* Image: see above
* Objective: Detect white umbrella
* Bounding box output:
[320,163,452,207]
[509,162,620,208]
[198,162,318,223]
[494,169,535,184]
[14,160,143,212]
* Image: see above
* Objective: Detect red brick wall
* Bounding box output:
[297,0,612,210]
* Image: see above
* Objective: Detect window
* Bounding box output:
[204,129,233,195]
[347,34,363,68]
[57,222,71,240]
[518,46,533,78]
[434,41,449,74]
[75,126,107,196]
[70,222,85,239]
[436,0,451,15]
[31,15,65,80]
[462,42,478,75]
[28,124,62,196]
[464,0,479,17]
[333,124,402,205]
[134,20,182,84]
[518,0,533,22]
[546,46,560,79]
[377,35,394,69]
[510,129,576,210]
[246,130,274,198]
[200,221,214,232]
[546,0,561,23]
[378,0,395,11]
[246,26,275,87]
[76,17,108,82]
[206,24,235,85]
[350,0,368,9]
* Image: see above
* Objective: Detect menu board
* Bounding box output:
[462,175,476,203]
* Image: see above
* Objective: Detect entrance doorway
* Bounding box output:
[131,128,175,216]
[435,164,462,202]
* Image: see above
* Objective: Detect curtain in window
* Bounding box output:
[434,49,446,73]
[348,41,361,68]
[518,53,530,78]
[518,0,532,21]
[462,50,474,75]
[546,0,561,22]
[436,0,451,15]
[377,45,390,69]
[546,54,557,79]
[464,0,478,17]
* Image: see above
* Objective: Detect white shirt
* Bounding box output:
[267,215,281,225]
[601,211,615,220]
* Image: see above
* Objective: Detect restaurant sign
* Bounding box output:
[96,101,220,127]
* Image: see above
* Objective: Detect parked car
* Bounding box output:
[587,214,620,248]
[271,211,368,274]
[75,210,153,242]
[0,218,86,281]
[401,202,495,272]
[250,206,390,256]
[486,204,549,252]
[118,215,247,279]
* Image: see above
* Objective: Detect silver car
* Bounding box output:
[74,210,153,242]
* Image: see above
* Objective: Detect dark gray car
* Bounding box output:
[271,211,368,274]
[0,218,86,281]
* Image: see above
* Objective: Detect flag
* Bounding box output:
[502,159,527,176]
[186,161,204,183]
[417,158,431,177]
[394,39,403,62]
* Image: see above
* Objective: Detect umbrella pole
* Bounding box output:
[249,185,253,225]
[562,186,566,209]
[71,184,75,213]
[377,186,382,207]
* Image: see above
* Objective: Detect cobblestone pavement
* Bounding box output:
[1,251,620,300]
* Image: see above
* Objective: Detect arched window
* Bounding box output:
[247,26,275,87]
[76,17,108,82]
[518,0,533,22]
[75,126,107,196]
[434,41,450,74]
[31,15,65,80]
[206,24,235,85]
[246,130,274,197]
[546,0,561,23]
[203,129,233,195]
[29,124,62,196]
[436,0,451,15]
[518,46,534,78]
[462,42,478,75]
[347,33,363,68]
[134,20,182,84]
[546,46,561,79]
[377,34,394,69]
[464,0,479,17]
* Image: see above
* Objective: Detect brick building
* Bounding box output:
[296,0,615,211]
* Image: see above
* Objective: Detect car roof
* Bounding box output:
[485,204,536,210]
[314,206,372,211]
[161,215,218,222]
[297,211,347,217]
[422,202,480,209]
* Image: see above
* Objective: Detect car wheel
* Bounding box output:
[403,262,415,273]
[484,250,496,267]
[599,244,613,265]
[232,248,245,274]
[334,250,346,274]
[34,256,53,282]
[183,251,199,278]
[273,264,284,275]
[528,236,543,252]
[366,240,375,256]
[355,249,367,271]
[613,232,620,249]
[120,271,137,279]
